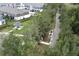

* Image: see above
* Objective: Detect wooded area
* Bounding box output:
[0,3,79,56]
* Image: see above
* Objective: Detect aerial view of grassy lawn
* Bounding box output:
[0,11,43,33]
[13,16,37,34]
[13,12,42,34]
[0,15,37,33]
[0,21,14,32]
[13,20,32,34]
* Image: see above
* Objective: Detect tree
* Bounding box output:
[2,33,21,55]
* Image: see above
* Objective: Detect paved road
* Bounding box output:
[50,11,60,48]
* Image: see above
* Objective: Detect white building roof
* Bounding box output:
[0,7,29,17]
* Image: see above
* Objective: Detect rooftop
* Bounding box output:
[0,7,29,17]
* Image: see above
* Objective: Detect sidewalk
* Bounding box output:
[40,41,50,45]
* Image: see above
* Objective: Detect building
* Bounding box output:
[0,3,44,20]
[24,4,43,16]
[24,3,44,12]
[0,15,5,25]
[0,3,25,9]
[0,3,44,10]
[15,3,25,9]
[0,7,31,20]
